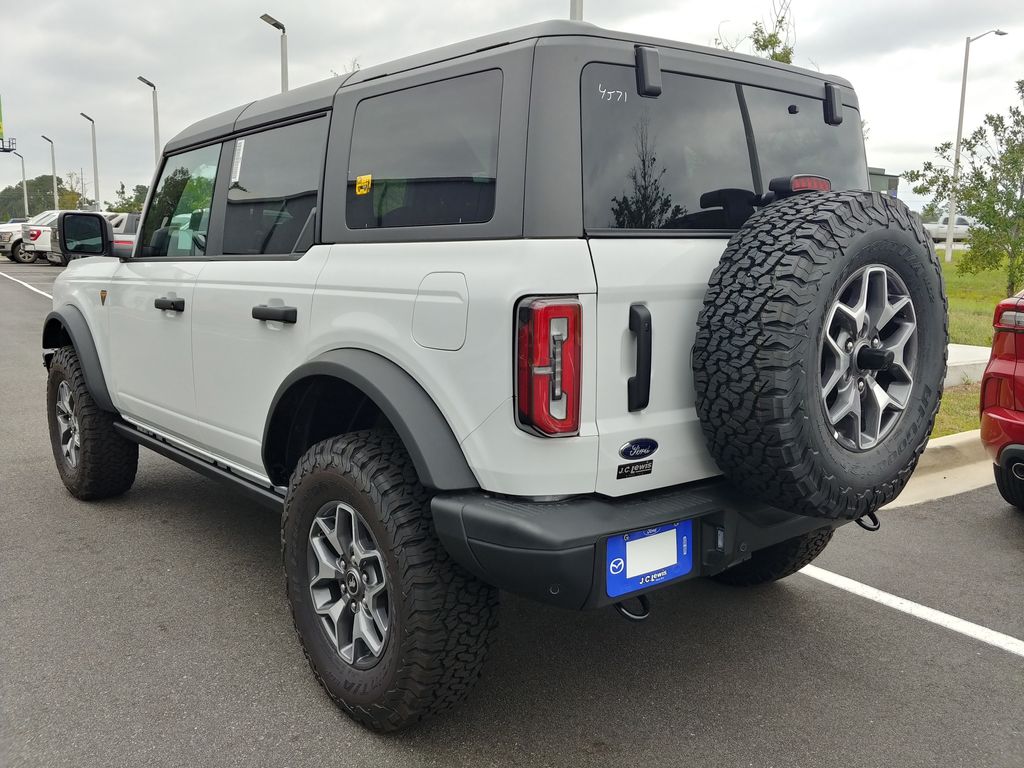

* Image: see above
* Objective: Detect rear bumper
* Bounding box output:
[431,480,842,610]
[980,407,1024,465]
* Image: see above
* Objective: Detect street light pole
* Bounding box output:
[260,13,288,92]
[570,0,583,21]
[40,135,58,210]
[137,76,161,166]
[80,113,100,211]
[943,29,1008,263]
[12,151,29,216]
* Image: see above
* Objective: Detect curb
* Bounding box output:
[917,429,986,475]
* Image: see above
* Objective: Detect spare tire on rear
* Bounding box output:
[692,191,947,521]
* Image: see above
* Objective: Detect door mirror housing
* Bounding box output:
[57,212,114,259]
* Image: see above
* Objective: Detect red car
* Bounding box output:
[980,294,1024,509]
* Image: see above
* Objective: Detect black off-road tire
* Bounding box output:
[692,191,948,521]
[993,464,1024,511]
[12,241,34,264]
[46,346,139,499]
[282,431,499,732]
[711,528,834,586]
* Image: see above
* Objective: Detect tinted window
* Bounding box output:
[744,87,867,192]
[223,117,327,255]
[139,145,220,257]
[582,64,867,232]
[346,70,501,229]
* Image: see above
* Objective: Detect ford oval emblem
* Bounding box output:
[619,438,659,460]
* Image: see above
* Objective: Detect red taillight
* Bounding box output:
[983,297,1024,413]
[994,298,1024,331]
[113,239,132,246]
[28,228,41,241]
[515,297,581,436]
[790,175,831,192]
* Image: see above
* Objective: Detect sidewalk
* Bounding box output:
[946,343,990,388]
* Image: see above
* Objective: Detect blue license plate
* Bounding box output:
[605,519,694,598]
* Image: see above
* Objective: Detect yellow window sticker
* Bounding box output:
[355,174,372,196]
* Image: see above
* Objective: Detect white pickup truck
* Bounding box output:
[22,211,123,263]
[923,214,972,242]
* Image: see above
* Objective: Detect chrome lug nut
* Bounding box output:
[857,378,865,392]
[872,337,881,348]
[845,340,854,352]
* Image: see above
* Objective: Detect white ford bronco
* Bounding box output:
[43,21,947,732]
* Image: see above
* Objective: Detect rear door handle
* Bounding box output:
[252,305,297,324]
[154,297,185,312]
[628,303,652,412]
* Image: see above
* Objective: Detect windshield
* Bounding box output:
[28,211,55,224]
[581,63,868,232]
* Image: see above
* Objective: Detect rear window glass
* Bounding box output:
[346,70,501,229]
[581,63,867,232]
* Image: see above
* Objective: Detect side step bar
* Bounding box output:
[113,422,284,511]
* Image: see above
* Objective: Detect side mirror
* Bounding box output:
[189,209,204,232]
[57,212,114,259]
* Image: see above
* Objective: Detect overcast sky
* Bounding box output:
[2,0,1022,212]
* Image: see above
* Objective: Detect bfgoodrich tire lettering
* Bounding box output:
[692,191,948,521]
[282,430,498,732]
[46,346,138,499]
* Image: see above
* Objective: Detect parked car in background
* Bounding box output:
[2,210,60,263]
[980,294,1024,512]
[923,215,972,242]
[48,212,140,266]
[25,211,122,264]
[5,217,28,224]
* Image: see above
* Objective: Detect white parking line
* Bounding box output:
[0,271,53,300]
[801,564,1024,658]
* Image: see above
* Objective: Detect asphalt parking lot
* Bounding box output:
[2,262,1022,768]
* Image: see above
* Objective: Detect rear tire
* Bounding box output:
[711,528,834,586]
[282,430,498,732]
[993,464,1024,511]
[12,241,34,264]
[46,346,139,500]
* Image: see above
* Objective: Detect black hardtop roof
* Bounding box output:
[165,19,852,154]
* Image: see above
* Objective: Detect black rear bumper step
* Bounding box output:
[431,480,842,610]
[113,422,284,511]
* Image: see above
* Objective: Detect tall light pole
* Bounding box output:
[943,29,1008,263]
[137,76,161,166]
[12,151,29,216]
[570,0,583,21]
[260,13,288,92]
[80,113,100,211]
[40,135,58,210]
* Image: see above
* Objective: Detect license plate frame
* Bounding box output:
[605,519,694,598]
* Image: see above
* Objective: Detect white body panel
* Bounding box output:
[189,249,330,473]
[587,238,725,496]
[311,239,599,495]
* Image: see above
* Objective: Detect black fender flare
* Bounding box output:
[263,349,478,491]
[42,306,115,412]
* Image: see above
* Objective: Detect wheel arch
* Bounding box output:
[263,349,478,491]
[42,306,115,412]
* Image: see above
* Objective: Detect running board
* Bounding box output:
[113,422,285,511]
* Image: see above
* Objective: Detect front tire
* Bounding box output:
[46,346,139,499]
[711,528,834,586]
[282,431,498,732]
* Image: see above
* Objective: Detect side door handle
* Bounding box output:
[628,303,652,412]
[154,297,185,312]
[252,305,298,324]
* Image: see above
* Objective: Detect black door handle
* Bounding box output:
[252,305,297,324]
[154,297,185,312]
[628,303,652,412]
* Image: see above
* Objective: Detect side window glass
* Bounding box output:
[956,216,969,226]
[346,70,502,229]
[223,117,327,255]
[138,144,220,258]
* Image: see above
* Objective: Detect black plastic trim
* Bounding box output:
[263,349,477,491]
[113,422,284,510]
[42,306,115,412]
[634,45,662,96]
[627,303,652,412]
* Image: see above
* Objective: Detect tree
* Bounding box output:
[715,0,794,64]
[919,199,943,222]
[610,113,684,229]
[0,174,77,220]
[105,181,149,213]
[905,80,1024,295]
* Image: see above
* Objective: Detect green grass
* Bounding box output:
[939,251,1005,347]
[932,383,981,438]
